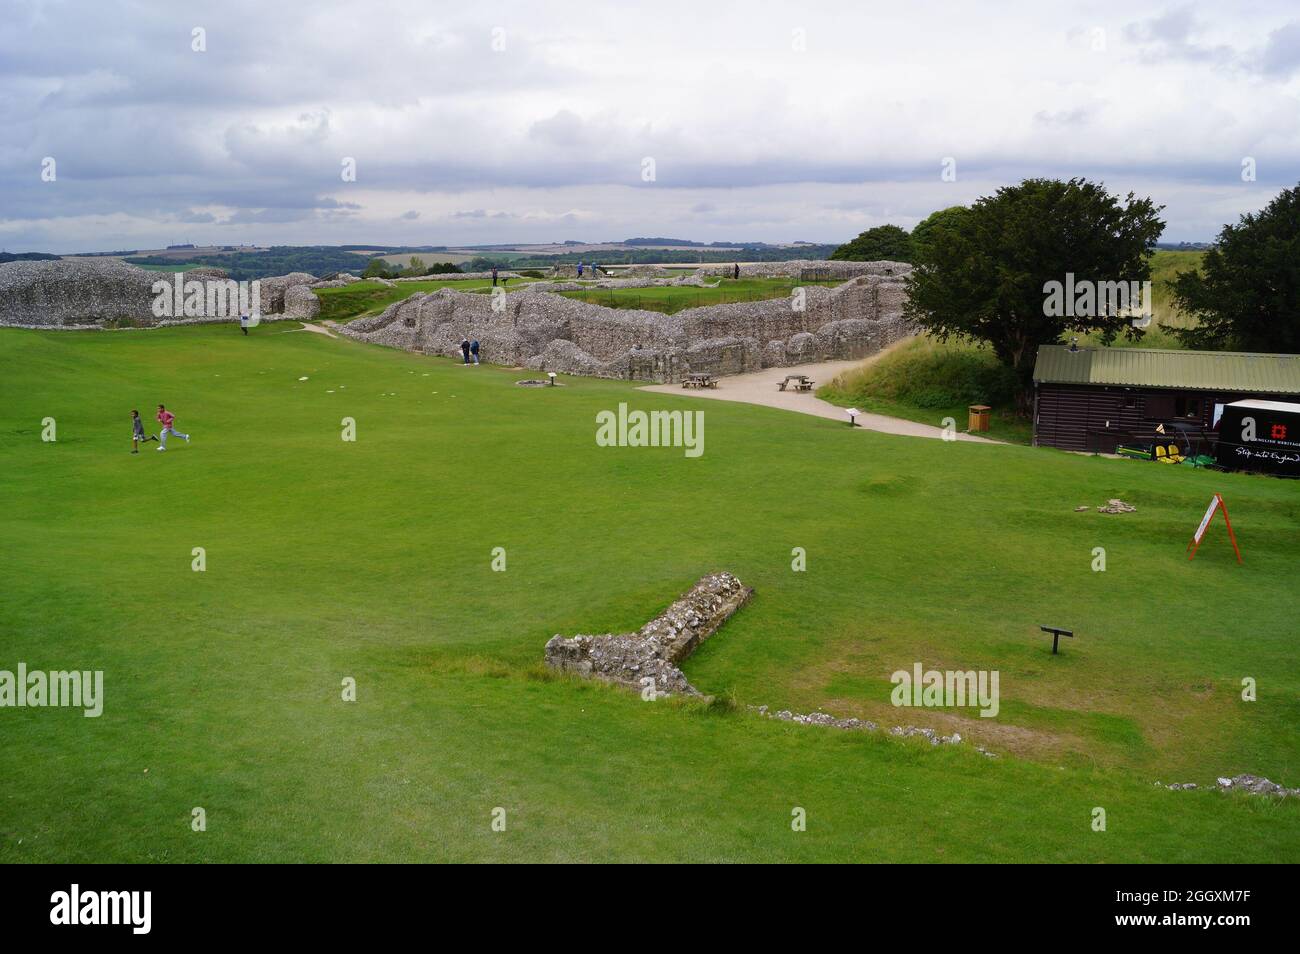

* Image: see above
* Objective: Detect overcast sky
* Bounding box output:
[2,0,1298,252]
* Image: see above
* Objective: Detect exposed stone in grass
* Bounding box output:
[543,572,752,696]
[748,703,991,753]
[1097,498,1137,513]
[1157,774,1300,797]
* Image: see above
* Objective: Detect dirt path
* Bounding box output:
[296,322,338,339]
[639,349,1000,443]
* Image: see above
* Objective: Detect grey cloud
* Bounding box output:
[1124,6,1236,64]
[1260,21,1300,77]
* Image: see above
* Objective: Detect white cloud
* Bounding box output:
[1,0,1298,250]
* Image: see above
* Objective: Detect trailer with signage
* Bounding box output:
[1213,400,1300,477]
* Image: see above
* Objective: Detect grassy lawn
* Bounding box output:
[558,277,842,314]
[821,336,1035,444]
[0,323,1296,862]
[314,277,539,324]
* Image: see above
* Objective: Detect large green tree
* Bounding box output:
[1171,183,1300,353]
[904,178,1165,404]
[909,206,968,258]
[830,224,913,263]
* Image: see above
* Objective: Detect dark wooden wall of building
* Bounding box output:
[1034,384,1300,452]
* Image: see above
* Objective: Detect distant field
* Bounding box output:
[363,251,497,267]
[130,262,207,273]
[313,277,543,323]
[1147,249,1203,330]
[559,277,843,314]
[315,276,845,323]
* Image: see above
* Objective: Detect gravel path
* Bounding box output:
[639,353,1001,443]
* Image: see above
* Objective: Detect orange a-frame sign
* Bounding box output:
[1187,493,1243,563]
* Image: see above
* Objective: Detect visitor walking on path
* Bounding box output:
[470,339,480,365]
[577,262,584,278]
[460,338,471,364]
[130,410,158,453]
[155,404,190,451]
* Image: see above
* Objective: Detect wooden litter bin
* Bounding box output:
[968,405,991,433]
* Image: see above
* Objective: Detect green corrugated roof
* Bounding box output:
[1034,345,1300,393]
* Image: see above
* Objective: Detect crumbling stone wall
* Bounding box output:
[0,258,322,328]
[544,572,753,696]
[340,262,915,382]
[697,259,906,280]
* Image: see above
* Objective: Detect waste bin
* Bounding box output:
[968,405,991,433]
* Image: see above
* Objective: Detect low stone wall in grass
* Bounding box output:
[339,261,916,382]
[544,572,753,696]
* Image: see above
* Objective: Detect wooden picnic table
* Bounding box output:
[682,373,718,389]
[778,374,815,392]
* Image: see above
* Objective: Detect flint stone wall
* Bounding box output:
[0,258,321,328]
[543,572,753,696]
[395,271,520,282]
[340,261,915,382]
[697,259,907,279]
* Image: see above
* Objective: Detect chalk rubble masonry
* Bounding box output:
[340,260,915,382]
[0,258,321,328]
[544,572,753,696]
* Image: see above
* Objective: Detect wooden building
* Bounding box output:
[1032,345,1300,453]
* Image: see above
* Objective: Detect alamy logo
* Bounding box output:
[0,663,103,717]
[50,884,150,934]
[595,403,704,458]
[890,662,999,717]
[1042,273,1151,326]
[151,273,261,321]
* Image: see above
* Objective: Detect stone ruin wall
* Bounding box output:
[0,258,336,328]
[340,261,915,382]
[544,572,753,696]
[0,257,916,383]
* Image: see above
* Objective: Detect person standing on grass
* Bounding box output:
[155,404,190,452]
[470,339,480,365]
[491,265,498,287]
[460,337,471,364]
[239,312,250,335]
[577,261,583,278]
[734,263,740,280]
[130,410,157,453]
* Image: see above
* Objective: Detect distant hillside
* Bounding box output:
[0,252,61,263]
[459,244,840,270]
[124,246,381,281]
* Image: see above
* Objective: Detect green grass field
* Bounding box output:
[558,277,841,314]
[1,322,1296,862]
[315,276,844,324]
[313,277,540,324]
